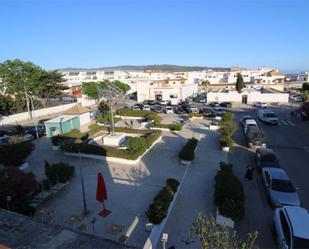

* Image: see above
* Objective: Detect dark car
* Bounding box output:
[175,106,186,114]
[209,102,219,107]
[26,125,46,138]
[256,148,280,172]
[220,102,232,107]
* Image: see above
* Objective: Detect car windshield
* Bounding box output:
[271,179,295,192]
[293,237,309,248]
[248,132,264,140]
[265,113,277,118]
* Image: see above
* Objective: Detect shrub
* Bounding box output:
[51,135,61,146]
[220,135,234,148]
[116,108,154,117]
[214,164,245,221]
[144,112,162,124]
[220,120,237,136]
[46,163,75,185]
[0,140,35,167]
[179,138,198,161]
[125,137,147,151]
[168,123,182,131]
[146,179,179,224]
[221,112,234,122]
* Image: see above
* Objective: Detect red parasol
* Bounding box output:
[96,172,111,218]
[96,172,107,202]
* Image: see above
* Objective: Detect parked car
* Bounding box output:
[26,125,46,138]
[142,105,150,111]
[209,102,219,107]
[148,100,155,105]
[240,115,254,127]
[244,119,258,134]
[153,105,163,113]
[256,148,281,172]
[160,100,167,105]
[199,98,206,103]
[258,109,279,125]
[212,107,225,116]
[188,106,199,113]
[165,106,174,114]
[273,206,309,249]
[131,105,141,110]
[261,167,300,207]
[220,102,232,107]
[245,125,266,149]
[199,108,212,115]
[255,102,268,108]
[175,106,186,114]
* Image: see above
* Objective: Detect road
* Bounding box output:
[230,105,309,248]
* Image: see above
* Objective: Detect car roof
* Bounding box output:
[265,167,289,180]
[284,206,309,239]
[245,119,257,124]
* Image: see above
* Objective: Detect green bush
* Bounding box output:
[146,179,179,224]
[214,164,245,221]
[46,162,75,185]
[125,137,147,151]
[179,138,198,161]
[220,135,234,148]
[116,108,154,117]
[220,120,237,136]
[96,113,120,124]
[168,123,183,131]
[221,112,234,122]
[0,140,35,167]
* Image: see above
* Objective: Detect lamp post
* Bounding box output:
[6,195,11,211]
[27,93,39,139]
[74,138,88,215]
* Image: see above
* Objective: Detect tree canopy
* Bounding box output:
[302,82,309,92]
[191,213,258,249]
[235,73,245,93]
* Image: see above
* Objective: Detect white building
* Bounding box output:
[297,72,309,82]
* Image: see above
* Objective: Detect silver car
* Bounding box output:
[274,206,309,249]
[261,167,300,207]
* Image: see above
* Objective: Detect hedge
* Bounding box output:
[220,135,234,148]
[46,162,75,185]
[214,163,245,221]
[116,108,155,117]
[146,178,179,224]
[61,130,161,160]
[179,138,198,161]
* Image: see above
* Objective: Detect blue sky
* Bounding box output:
[1,0,308,72]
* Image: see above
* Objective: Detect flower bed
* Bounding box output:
[214,162,245,221]
[61,130,161,160]
[179,138,198,162]
[146,178,179,224]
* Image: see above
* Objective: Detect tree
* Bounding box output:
[302,82,309,92]
[82,82,98,99]
[98,101,110,113]
[0,59,43,95]
[0,94,14,115]
[0,138,35,167]
[235,73,245,93]
[113,80,131,93]
[201,80,210,86]
[191,213,258,249]
[0,167,39,215]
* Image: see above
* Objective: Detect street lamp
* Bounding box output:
[74,138,88,215]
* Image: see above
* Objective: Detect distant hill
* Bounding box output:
[58,64,230,72]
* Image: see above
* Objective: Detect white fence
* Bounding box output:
[0,103,77,125]
[206,92,242,103]
[247,92,289,103]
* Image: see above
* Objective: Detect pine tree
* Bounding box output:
[235,73,245,93]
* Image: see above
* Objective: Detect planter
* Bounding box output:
[222,147,230,152]
[215,208,235,228]
[181,160,191,166]
[52,145,60,151]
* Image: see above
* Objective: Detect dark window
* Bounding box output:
[280,211,291,247]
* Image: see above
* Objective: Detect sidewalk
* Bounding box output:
[160,127,226,249]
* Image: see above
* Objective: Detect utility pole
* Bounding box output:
[109,87,115,135]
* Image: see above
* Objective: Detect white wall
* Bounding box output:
[247,92,289,103]
[79,112,91,126]
[206,92,242,103]
[0,103,77,125]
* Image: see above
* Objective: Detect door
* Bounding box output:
[242,95,248,104]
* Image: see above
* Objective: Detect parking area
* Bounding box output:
[231,106,309,248]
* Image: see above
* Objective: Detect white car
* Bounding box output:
[244,119,257,134]
[165,106,174,114]
[274,206,309,249]
[142,105,150,111]
[255,102,268,108]
[131,105,140,110]
[258,110,279,125]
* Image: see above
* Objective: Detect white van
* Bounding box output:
[258,110,279,125]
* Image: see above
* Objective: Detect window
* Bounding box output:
[280,211,291,247]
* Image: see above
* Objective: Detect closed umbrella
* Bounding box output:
[96,172,111,218]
